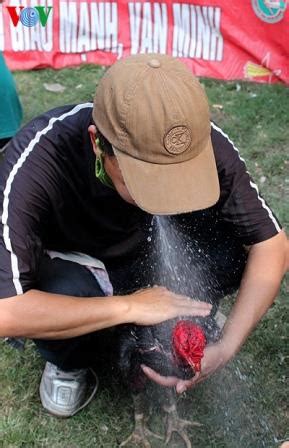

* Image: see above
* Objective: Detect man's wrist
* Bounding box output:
[217,337,239,362]
[110,295,133,325]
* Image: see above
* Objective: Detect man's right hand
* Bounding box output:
[124,286,212,326]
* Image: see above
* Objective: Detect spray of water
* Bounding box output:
[152,215,221,300]
[140,214,280,447]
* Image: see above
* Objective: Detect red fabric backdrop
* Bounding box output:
[1,0,288,83]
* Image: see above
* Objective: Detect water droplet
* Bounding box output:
[147,236,152,242]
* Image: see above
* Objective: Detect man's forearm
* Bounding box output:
[0,287,212,339]
[220,231,287,357]
[0,289,129,339]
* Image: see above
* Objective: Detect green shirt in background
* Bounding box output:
[0,53,22,139]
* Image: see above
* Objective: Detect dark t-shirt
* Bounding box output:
[0,103,281,299]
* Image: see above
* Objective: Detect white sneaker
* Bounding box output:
[39,362,98,417]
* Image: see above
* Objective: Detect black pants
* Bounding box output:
[34,256,152,370]
[34,257,108,370]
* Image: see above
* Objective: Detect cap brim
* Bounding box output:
[113,138,220,215]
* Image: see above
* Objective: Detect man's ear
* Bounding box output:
[88,124,101,156]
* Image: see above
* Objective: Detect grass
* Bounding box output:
[0,66,288,448]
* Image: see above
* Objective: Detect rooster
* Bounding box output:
[116,314,222,448]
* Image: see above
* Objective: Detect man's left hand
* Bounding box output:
[141,341,232,393]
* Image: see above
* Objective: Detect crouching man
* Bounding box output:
[0,54,288,416]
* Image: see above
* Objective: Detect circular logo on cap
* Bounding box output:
[164,126,192,155]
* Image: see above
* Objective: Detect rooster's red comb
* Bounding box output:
[172,320,206,372]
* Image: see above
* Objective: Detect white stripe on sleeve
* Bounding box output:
[211,122,281,233]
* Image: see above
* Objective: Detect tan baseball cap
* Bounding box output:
[93,54,220,215]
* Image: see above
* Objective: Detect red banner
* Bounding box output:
[1,0,288,84]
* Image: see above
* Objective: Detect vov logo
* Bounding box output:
[6,6,52,27]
